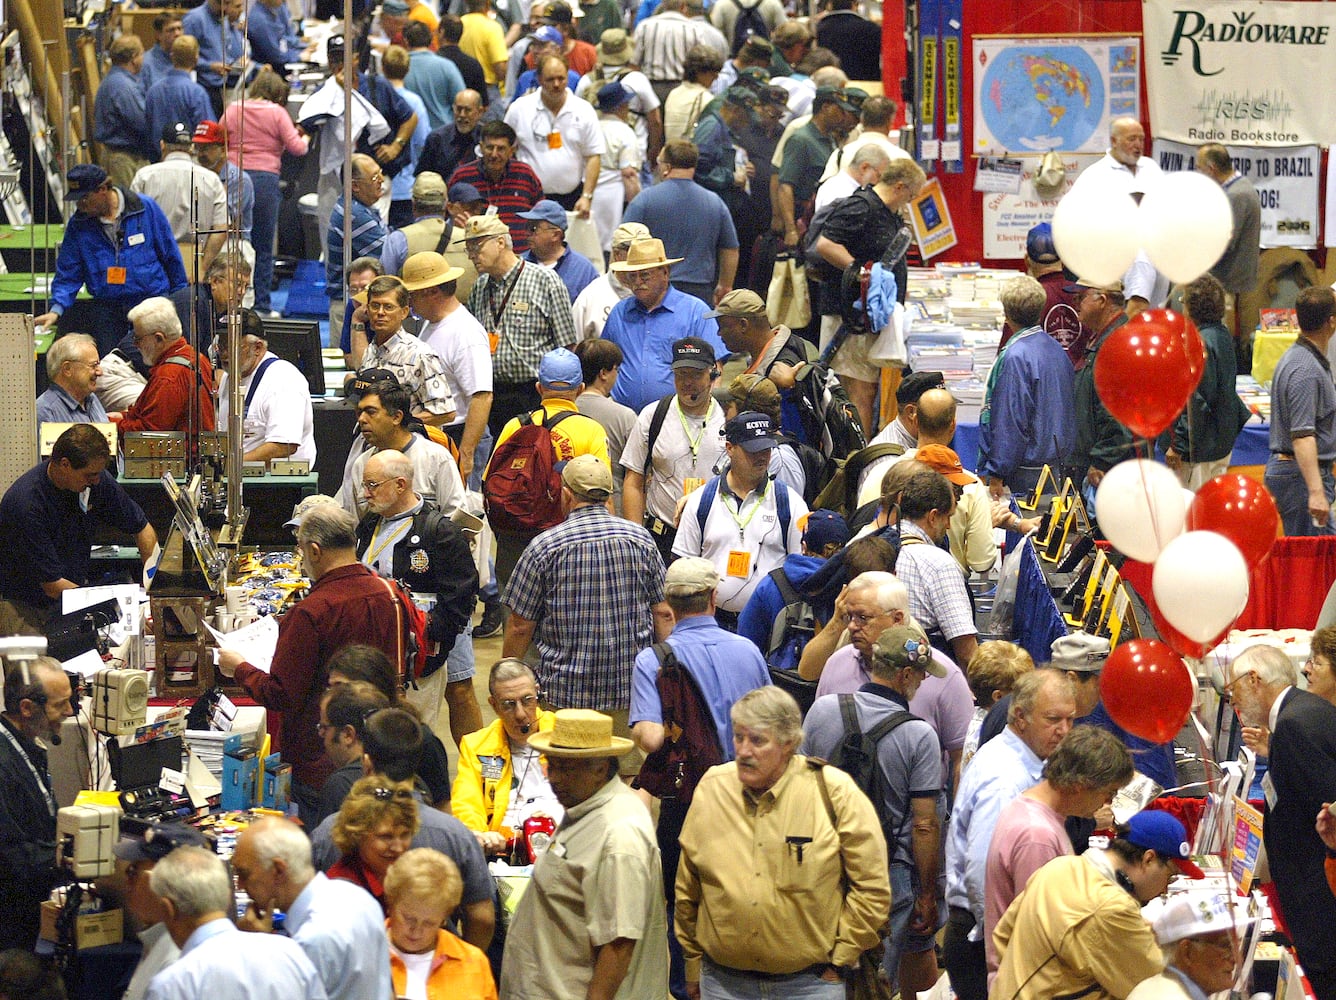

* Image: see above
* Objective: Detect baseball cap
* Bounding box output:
[114,822,209,863]
[1148,890,1259,946]
[411,171,447,202]
[561,454,613,501]
[382,0,410,13]
[671,337,716,371]
[895,369,946,407]
[612,221,650,248]
[725,411,781,452]
[1064,276,1125,294]
[707,289,767,319]
[813,87,859,115]
[916,444,978,486]
[327,34,346,57]
[597,81,633,113]
[802,509,850,551]
[215,307,266,342]
[162,121,194,145]
[448,182,484,204]
[283,494,341,530]
[723,86,758,108]
[66,163,109,199]
[346,367,399,400]
[872,622,947,677]
[531,25,564,45]
[544,0,577,21]
[1049,632,1111,673]
[1124,811,1206,878]
[463,214,510,240]
[192,120,225,145]
[1026,222,1060,264]
[664,556,720,596]
[538,348,582,389]
[517,199,568,230]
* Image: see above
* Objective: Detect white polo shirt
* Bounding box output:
[340,432,465,519]
[620,396,726,524]
[505,90,606,196]
[216,353,316,464]
[420,306,494,426]
[672,473,808,612]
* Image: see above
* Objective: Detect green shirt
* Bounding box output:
[778,121,835,204]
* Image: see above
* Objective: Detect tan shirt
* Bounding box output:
[675,755,890,977]
[992,851,1164,1000]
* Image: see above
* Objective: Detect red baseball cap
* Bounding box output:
[193,120,225,145]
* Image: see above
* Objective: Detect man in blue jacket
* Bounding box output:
[34,165,187,353]
[978,274,1076,499]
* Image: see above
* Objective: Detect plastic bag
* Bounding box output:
[767,254,811,329]
[565,212,606,274]
[987,536,1028,637]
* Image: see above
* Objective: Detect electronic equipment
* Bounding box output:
[45,597,120,663]
[261,317,327,396]
[90,668,149,735]
[109,734,184,792]
[56,804,120,878]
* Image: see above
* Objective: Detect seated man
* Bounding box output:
[214,308,316,467]
[452,659,561,855]
[116,296,216,435]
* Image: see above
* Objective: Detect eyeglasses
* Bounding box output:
[366,300,403,313]
[1222,670,1258,702]
[464,237,500,257]
[620,270,658,285]
[362,478,392,492]
[65,359,100,368]
[497,694,539,714]
[841,610,889,627]
[370,786,415,801]
[316,720,333,735]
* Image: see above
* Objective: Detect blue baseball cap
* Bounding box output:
[66,163,108,199]
[1026,222,1060,265]
[725,411,781,453]
[448,182,484,204]
[597,81,632,113]
[538,348,582,389]
[1124,811,1205,878]
[802,509,849,551]
[518,199,568,231]
[532,25,563,46]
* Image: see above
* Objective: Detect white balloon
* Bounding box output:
[1153,530,1250,643]
[1050,179,1141,285]
[1182,487,1197,516]
[1095,459,1185,562]
[1138,172,1233,284]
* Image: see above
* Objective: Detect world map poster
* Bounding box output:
[972,36,1141,156]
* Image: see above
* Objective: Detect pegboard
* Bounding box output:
[0,312,37,494]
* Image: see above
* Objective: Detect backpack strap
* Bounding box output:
[433,217,455,255]
[768,565,800,606]
[694,476,721,542]
[811,758,839,834]
[839,442,906,512]
[643,394,675,476]
[774,478,791,551]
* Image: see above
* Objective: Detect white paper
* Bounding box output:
[204,615,279,674]
[62,648,105,678]
[63,583,142,637]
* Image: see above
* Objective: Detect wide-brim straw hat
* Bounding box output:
[609,238,683,273]
[527,709,636,757]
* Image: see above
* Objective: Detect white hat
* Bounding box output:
[1149,890,1259,946]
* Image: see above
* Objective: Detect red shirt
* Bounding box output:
[118,337,216,434]
[448,158,543,253]
[236,563,402,787]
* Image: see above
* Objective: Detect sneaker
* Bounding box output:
[475,598,506,639]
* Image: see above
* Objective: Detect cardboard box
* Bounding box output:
[40,903,123,950]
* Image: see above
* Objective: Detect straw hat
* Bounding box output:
[608,238,683,273]
[527,709,636,757]
[400,251,464,291]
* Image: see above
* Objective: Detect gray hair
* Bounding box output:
[810,66,848,89]
[1233,644,1298,688]
[849,145,892,175]
[367,449,414,488]
[127,296,183,343]
[243,818,315,884]
[148,845,232,918]
[1042,725,1134,791]
[1008,668,1076,725]
[488,657,537,694]
[206,251,252,281]
[296,504,359,551]
[730,686,803,749]
[1000,275,1047,330]
[46,333,98,380]
[845,571,909,614]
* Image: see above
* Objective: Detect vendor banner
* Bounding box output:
[1151,139,1319,248]
[1144,0,1336,146]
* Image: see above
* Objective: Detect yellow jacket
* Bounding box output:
[451,712,556,834]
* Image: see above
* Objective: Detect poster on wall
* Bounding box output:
[972,35,1141,157]
[981,154,1095,259]
[909,179,958,259]
[1151,139,1319,249]
[1143,0,1336,147]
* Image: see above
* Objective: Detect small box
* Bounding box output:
[262,753,291,810]
[57,804,120,879]
[40,903,123,950]
[221,733,259,811]
[270,460,311,477]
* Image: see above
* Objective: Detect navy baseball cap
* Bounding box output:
[802,509,849,550]
[518,199,568,231]
[113,822,209,862]
[597,81,633,113]
[671,337,716,371]
[66,164,108,199]
[448,182,484,204]
[1026,222,1060,265]
[1124,811,1206,878]
[538,348,582,389]
[895,369,946,407]
[725,411,781,452]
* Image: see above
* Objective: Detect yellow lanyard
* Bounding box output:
[720,476,770,540]
[365,515,414,570]
[675,398,715,464]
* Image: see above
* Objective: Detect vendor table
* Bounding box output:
[0,224,63,273]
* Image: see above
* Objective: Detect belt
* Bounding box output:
[708,960,829,981]
[1274,452,1294,461]
[644,516,675,538]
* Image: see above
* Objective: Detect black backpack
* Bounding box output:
[824,693,917,839]
[770,337,867,469]
[778,434,827,506]
[631,643,724,804]
[730,0,770,54]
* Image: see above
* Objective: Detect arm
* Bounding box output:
[632,720,665,754]
[950,634,979,671]
[461,898,495,950]
[962,490,998,574]
[502,611,538,658]
[414,408,456,427]
[797,585,849,680]
[377,112,420,164]
[714,247,738,305]
[575,154,600,219]
[587,938,637,1000]
[40,578,82,601]
[777,182,799,246]
[622,469,647,524]
[815,234,854,271]
[244,441,298,464]
[908,796,941,934]
[135,523,158,564]
[645,107,664,168]
[1293,433,1330,526]
[458,391,493,481]
[828,774,892,967]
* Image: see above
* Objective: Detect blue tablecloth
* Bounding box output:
[953,421,1271,473]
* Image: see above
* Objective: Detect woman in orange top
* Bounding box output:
[385,848,498,1000]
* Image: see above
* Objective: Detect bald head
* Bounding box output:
[1109,116,1146,168]
[915,388,957,444]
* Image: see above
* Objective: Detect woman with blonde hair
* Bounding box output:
[329,776,420,911]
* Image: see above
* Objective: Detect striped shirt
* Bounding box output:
[448,158,544,254]
[633,12,729,83]
[505,504,666,710]
[466,258,577,383]
[327,195,387,290]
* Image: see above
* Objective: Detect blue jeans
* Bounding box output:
[701,960,844,1000]
[884,863,942,987]
[1265,457,1336,536]
[247,170,281,311]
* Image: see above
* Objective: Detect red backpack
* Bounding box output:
[483,409,576,533]
[632,643,725,805]
[375,576,431,688]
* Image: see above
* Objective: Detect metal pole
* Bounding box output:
[342,0,354,307]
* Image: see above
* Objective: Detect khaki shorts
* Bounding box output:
[819,314,881,383]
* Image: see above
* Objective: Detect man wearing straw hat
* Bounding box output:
[501,708,669,1000]
[601,237,727,413]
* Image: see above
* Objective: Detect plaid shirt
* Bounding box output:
[504,505,666,711]
[467,258,577,384]
[895,521,977,642]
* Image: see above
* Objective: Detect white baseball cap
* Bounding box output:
[1148,890,1259,946]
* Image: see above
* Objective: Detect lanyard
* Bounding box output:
[720,476,769,540]
[488,260,527,333]
[365,514,414,570]
[0,720,55,818]
[675,399,714,463]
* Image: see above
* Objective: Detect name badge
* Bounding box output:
[726,550,751,578]
[128,233,145,246]
[548,131,563,150]
[682,477,705,497]
[106,266,126,285]
[480,755,505,780]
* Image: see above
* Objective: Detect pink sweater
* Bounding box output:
[221,99,309,175]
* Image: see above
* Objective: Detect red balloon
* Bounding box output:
[1100,639,1195,743]
[1094,310,1204,439]
[1150,603,1228,659]
[1186,474,1280,570]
